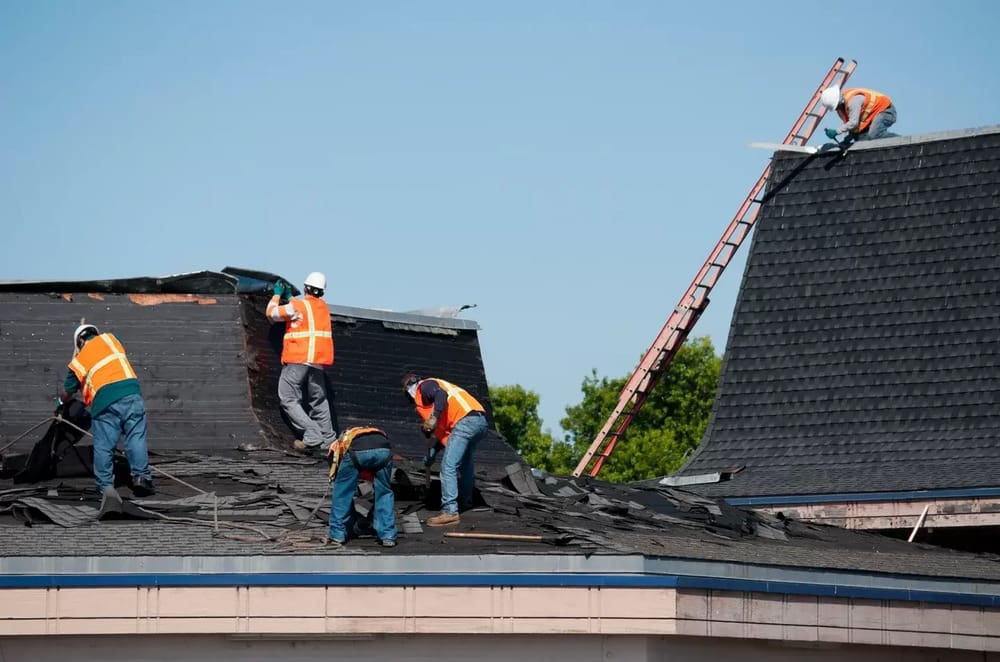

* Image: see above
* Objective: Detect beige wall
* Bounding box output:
[1,585,998,653]
[752,497,1000,529]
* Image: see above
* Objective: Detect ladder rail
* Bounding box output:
[572,58,856,479]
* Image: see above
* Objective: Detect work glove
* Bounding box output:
[422,445,440,467]
[272,280,288,299]
[421,415,437,435]
[824,127,838,140]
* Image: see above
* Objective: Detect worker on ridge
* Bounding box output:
[60,323,154,499]
[267,272,336,452]
[821,84,897,142]
[326,426,398,548]
[402,373,488,527]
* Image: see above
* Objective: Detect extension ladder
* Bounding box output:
[572,57,857,478]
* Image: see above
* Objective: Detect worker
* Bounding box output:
[402,374,488,526]
[267,272,336,452]
[61,323,154,498]
[326,426,398,548]
[821,84,897,142]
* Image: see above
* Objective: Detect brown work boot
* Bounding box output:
[427,512,460,527]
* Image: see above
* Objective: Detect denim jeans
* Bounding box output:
[328,448,397,543]
[91,393,152,491]
[439,413,488,514]
[278,363,336,448]
[858,104,897,141]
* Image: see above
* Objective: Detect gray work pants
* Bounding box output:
[278,363,336,448]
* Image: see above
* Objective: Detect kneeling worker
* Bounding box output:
[327,426,398,547]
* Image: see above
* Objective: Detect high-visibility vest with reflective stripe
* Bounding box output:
[414,378,485,445]
[837,88,893,133]
[68,333,138,406]
[281,296,334,365]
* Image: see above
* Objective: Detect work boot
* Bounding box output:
[132,476,155,497]
[324,537,344,549]
[427,512,460,527]
[293,439,318,455]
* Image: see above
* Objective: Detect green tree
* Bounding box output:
[489,384,575,474]
[561,336,722,483]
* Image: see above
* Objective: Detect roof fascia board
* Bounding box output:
[726,485,1000,507]
[2,570,998,608]
[4,554,999,602]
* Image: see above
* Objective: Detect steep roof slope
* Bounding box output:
[678,127,1000,497]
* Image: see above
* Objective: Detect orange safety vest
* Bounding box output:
[837,88,893,133]
[413,378,485,445]
[68,333,138,406]
[281,296,334,365]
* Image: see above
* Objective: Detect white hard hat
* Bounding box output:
[820,85,842,111]
[304,271,327,291]
[73,323,99,350]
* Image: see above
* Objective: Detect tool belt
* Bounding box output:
[328,427,390,481]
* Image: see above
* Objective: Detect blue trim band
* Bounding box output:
[1,572,998,608]
[726,485,1000,507]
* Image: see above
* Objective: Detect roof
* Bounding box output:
[677,126,1000,498]
[3,270,1000,591]
[0,269,502,464]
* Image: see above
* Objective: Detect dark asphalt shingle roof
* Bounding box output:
[678,128,1000,498]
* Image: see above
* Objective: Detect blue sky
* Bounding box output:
[2,2,998,436]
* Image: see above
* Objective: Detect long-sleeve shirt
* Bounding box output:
[418,380,450,419]
[266,295,302,324]
[63,370,140,417]
[837,95,866,134]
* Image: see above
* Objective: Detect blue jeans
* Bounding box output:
[328,448,397,543]
[858,104,897,140]
[91,394,152,491]
[440,414,488,514]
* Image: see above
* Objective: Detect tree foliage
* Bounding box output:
[490,336,721,483]
[490,338,722,482]
[561,336,722,482]
[489,384,575,474]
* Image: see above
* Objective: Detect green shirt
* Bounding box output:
[63,371,142,417]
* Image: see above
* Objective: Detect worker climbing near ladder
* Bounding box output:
[573,58,858,478]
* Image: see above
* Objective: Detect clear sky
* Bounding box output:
[2,2,998,437]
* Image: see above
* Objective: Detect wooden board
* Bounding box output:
[748,142,819,154]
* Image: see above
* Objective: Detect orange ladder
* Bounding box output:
[572,57,857,478]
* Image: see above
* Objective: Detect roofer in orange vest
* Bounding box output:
[60,323,154,499]
[403,374,488,527]
[821,84,897,142]
[267,272,336,452]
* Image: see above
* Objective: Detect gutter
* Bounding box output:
[3,555,1000,608]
